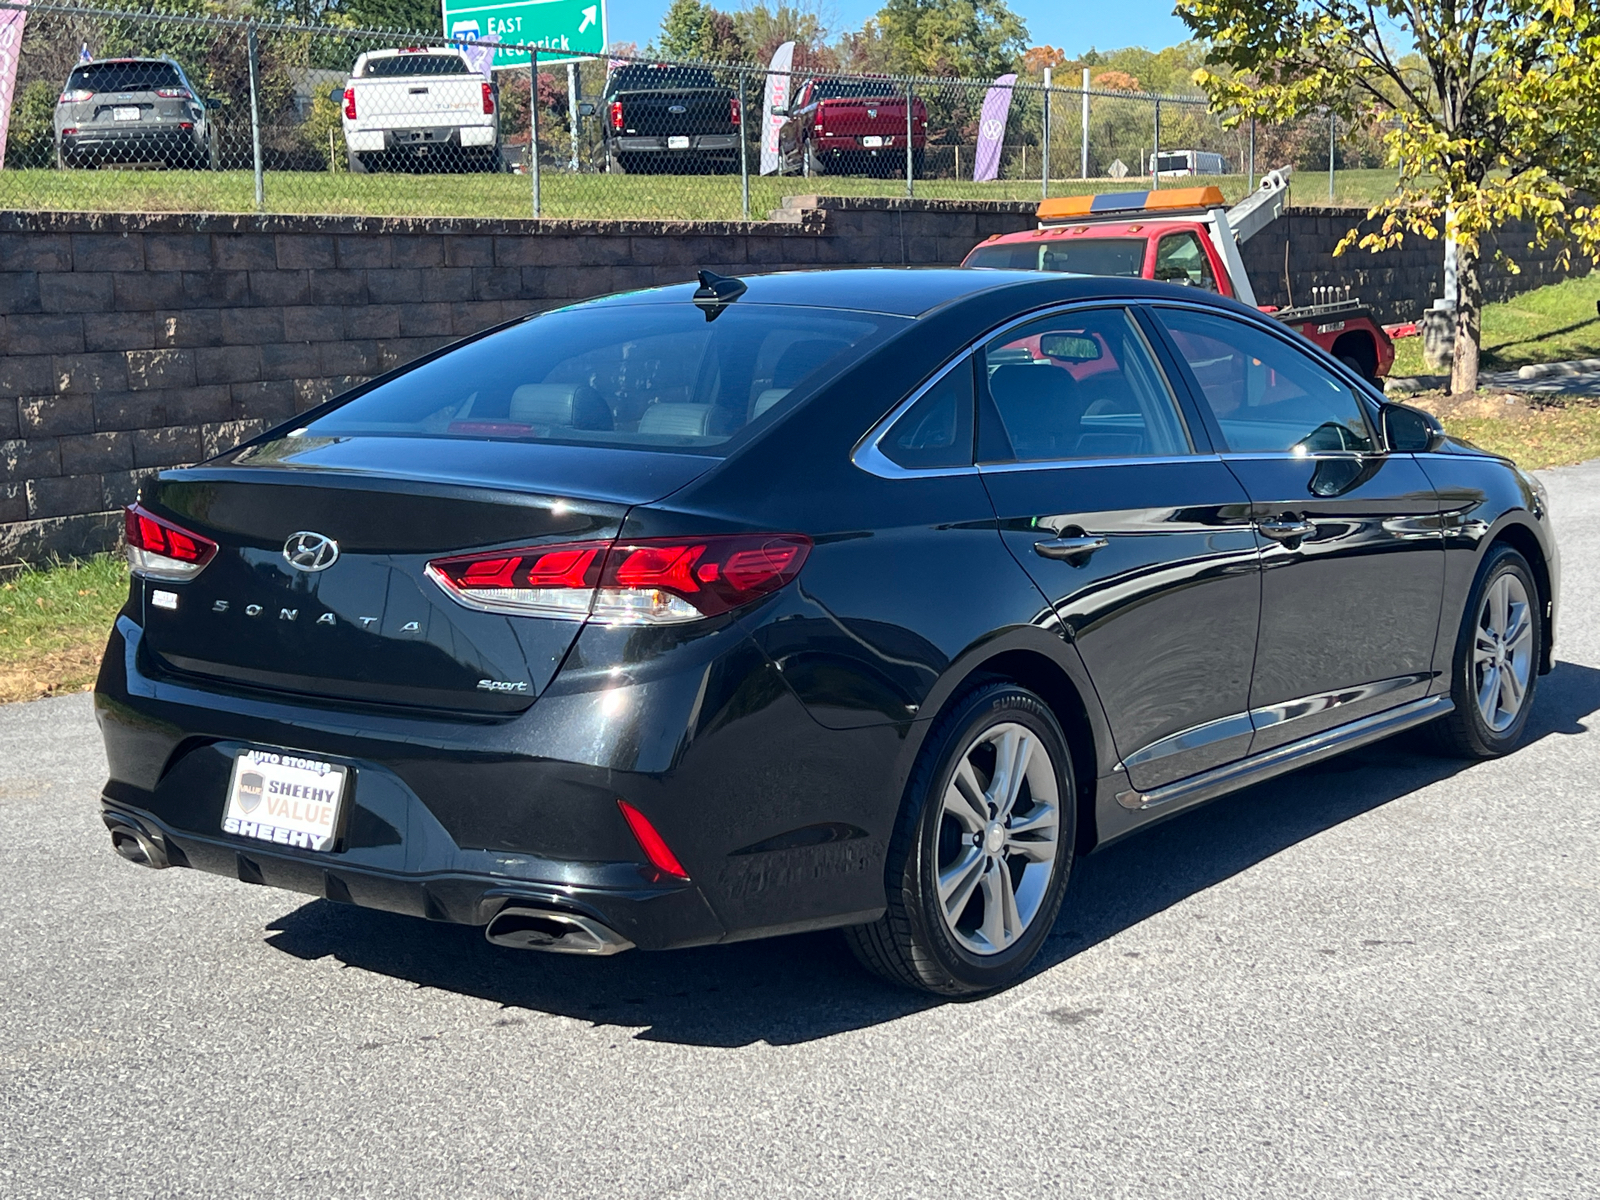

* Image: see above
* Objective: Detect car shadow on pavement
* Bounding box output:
[263,660,1600,1048]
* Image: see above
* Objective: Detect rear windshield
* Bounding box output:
[67,61,182,92]
[360,53,472,78]
[302,303,904,453]
[607,65,718,93]
[966,238,1147,278]
[811,79,896,101]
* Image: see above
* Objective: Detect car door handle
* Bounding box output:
[1256,519,1316,542]
[1033,535,1109,562]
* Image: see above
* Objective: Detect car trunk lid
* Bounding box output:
[136,435,716,714]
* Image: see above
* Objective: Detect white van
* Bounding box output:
[1150,149,1228,177]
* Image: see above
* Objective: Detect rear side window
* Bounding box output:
[880,361,974,470]
[966,238,1146,278]
[979,308,1191,462]
[1156,307,1374,453]
[67,62,183,92]
[607,65,718,93]
[303,303,902,453]
[361,54,472,78]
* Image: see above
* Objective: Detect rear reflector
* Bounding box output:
[617,800,689,879]
[123,503,218,581]
[426,533,810,624]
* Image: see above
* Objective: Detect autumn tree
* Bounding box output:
[1179,0,1600,394]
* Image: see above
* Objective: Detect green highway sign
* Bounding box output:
[441,0,607,68]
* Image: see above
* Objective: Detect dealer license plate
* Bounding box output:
[667,135,690,150]
[222,747,348,852]
[862,135,884,147]
[113,106,141,121]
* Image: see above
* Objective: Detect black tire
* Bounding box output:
[347,151,371,174]
[617,153,651,175]
[1428,544,1542,758]
[803,141,825,177]
[845,681,1077,995]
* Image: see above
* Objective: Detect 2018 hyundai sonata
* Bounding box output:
[95,268,1558,994]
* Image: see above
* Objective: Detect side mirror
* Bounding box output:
[204,97,220,110]
[771,106,790,118]
[1381,402,1444,453]
[329,86,344,105]
[577,101,595,117]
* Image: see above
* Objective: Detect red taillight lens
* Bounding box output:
[730,95,741,125]
[154,88,191,99]
[59,89,93,104]
[617,800,688,879]
[427,540,608,619]
[343,87,357,120]
[482,81,495,115]
[426,534,810,624]
[609,100,623,131]
[123,503,218,581]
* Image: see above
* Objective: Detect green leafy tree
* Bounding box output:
[869,0,1028,79]
[331,0,441,33]
[658,0,748,61]
[1179,0,1600,393]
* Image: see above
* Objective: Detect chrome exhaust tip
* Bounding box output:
[484,905,634,956]
[104,814,170,869]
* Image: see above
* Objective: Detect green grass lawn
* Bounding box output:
[1390,273,1600,376]
[0,165,1402,222]
[0,555,127,704]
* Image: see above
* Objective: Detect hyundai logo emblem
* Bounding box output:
[283,531,340,572]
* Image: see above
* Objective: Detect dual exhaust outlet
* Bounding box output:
[103,814,632,956]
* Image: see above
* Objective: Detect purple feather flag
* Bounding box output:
[972,73,1017,183]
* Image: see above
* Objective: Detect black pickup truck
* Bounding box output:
[599,63,740,175]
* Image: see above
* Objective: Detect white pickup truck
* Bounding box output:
[336,47,501,173]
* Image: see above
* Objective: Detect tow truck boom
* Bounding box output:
[1223,168,1292,246]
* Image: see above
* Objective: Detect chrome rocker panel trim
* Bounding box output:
[1116,695,1453,812]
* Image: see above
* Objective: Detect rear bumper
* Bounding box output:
[59,126,200,154]
[95,611,898,950]
[613,134,739,153]
[347,125,498,154]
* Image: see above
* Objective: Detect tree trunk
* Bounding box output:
[1450,242,1482,396]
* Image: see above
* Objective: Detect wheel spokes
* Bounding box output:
[977,864,1021,951]
[938,847,985,919]
[1477,664,1502,721]
[946,760,990,833]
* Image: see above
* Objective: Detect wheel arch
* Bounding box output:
[913,639,1108,857]
[1486,517,1555,673]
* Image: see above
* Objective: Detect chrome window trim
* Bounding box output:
[852,298,1199,480]
[977,452,1216,475]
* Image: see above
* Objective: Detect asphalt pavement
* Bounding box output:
[3,465,1599,1199]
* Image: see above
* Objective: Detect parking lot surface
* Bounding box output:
[3,464,1598,1199]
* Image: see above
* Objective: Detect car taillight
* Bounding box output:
[609,100,623,131]
[343,87,357,120]
[124,503,217,581]
[58,89,92,103]
[426,533,811,624]
[730,95,741,125]
[154,88,190,99]
[482,81,495,114]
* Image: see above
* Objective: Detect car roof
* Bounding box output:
[577,267,1247,319]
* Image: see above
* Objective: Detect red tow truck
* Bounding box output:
[962,170,1396,381]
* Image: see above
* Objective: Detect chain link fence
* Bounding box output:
[0,2,1388,221]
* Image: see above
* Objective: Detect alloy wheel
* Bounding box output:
[934,721,1061,956]
[1474,572,1535,732]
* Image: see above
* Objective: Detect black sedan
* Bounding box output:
[96,269,1558,995]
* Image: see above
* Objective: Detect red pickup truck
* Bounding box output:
[962,179,1396,382]
[775,77,927,177]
